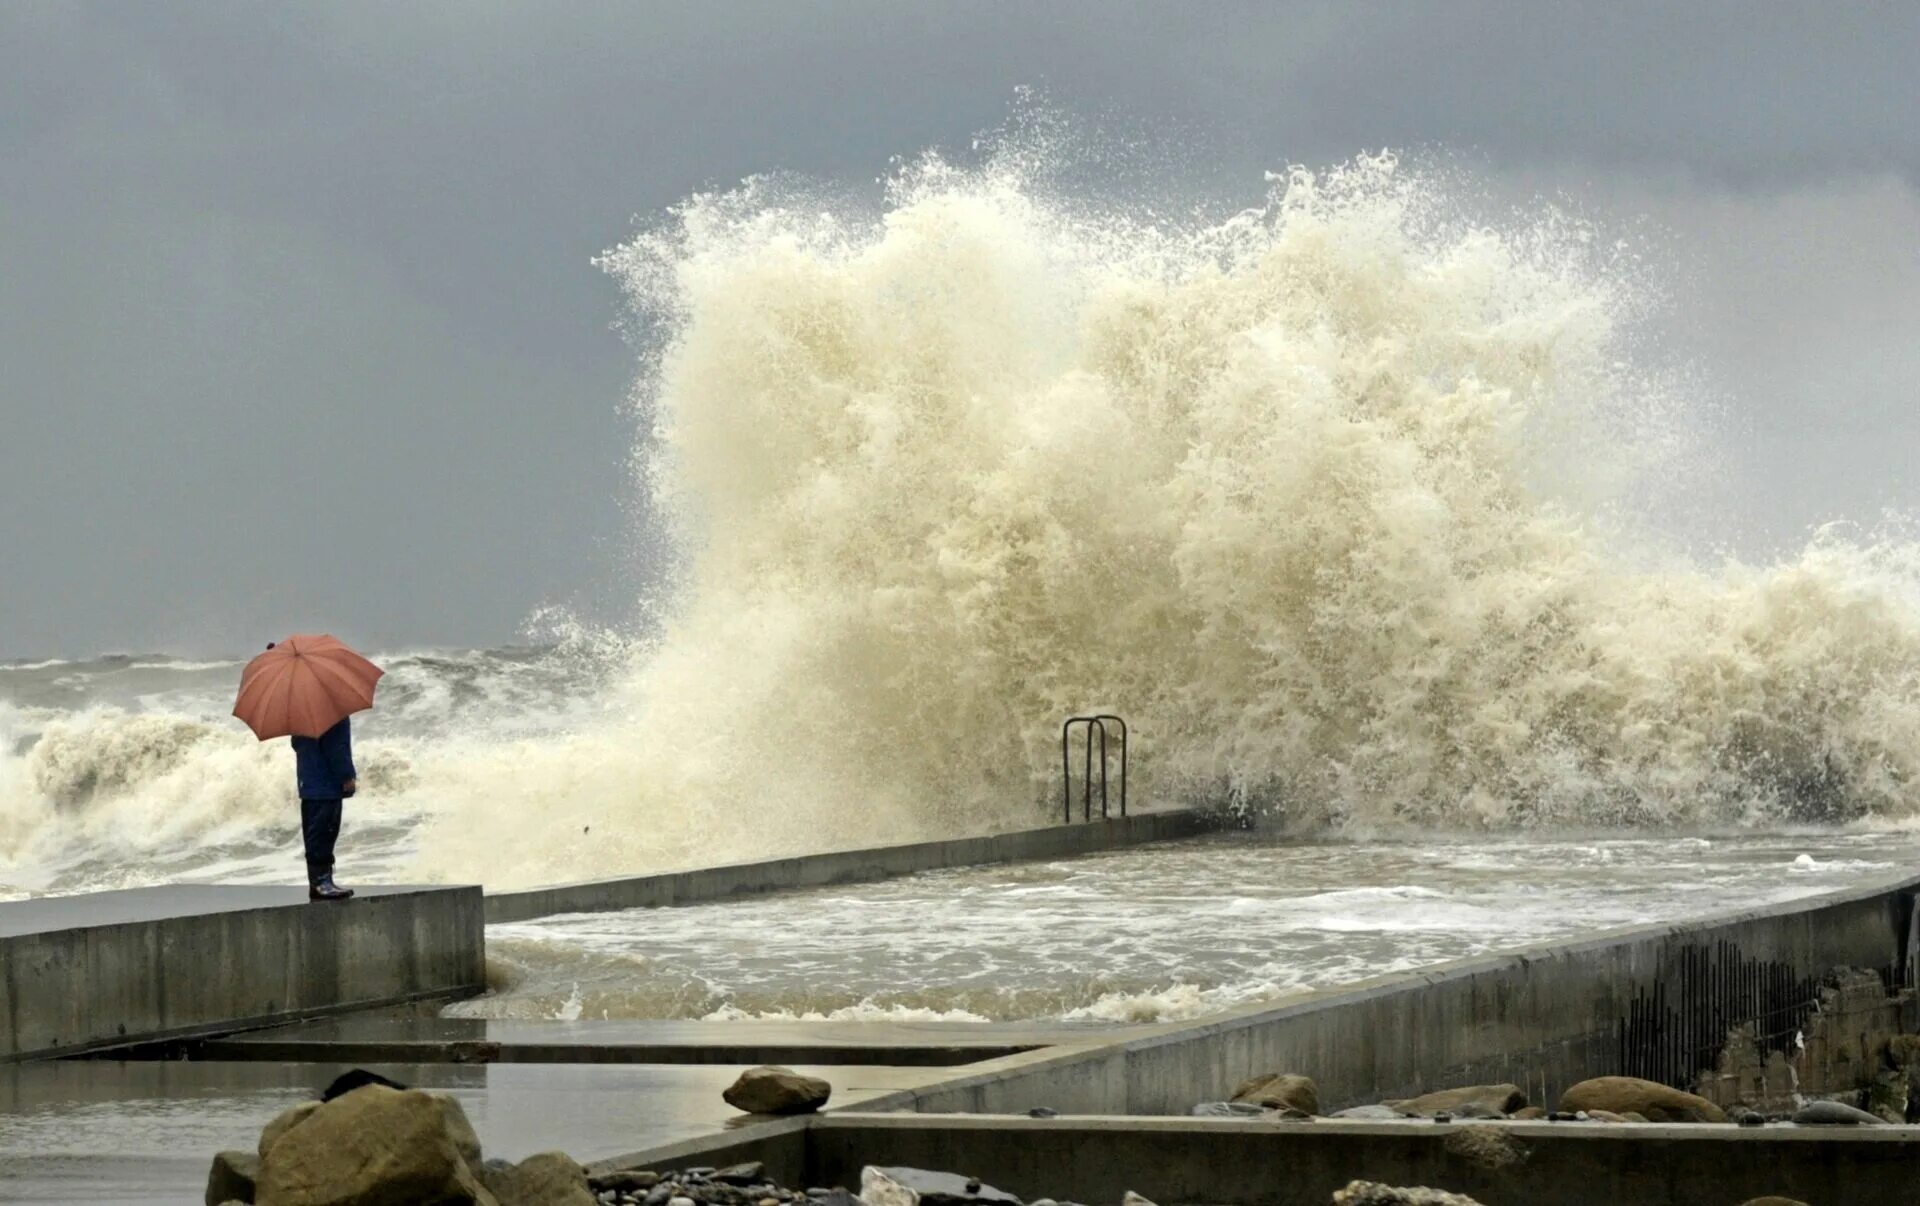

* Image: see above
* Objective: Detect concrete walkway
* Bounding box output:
[190,1014,1163,1065]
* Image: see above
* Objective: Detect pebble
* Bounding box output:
[670,1196,697,1206]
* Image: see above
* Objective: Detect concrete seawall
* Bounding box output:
[485,809,1213,924]
[0,885,485,1062]
[894,869,1920,1116]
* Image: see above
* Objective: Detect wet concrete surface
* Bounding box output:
[188,1013,1155,1066]
[0,884,448,938]
[0,1059,929,1204]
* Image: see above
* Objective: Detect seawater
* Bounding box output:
[8,143,1920,898]
[457,829,1920,1024]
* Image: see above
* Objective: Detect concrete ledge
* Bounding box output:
[803,1114,1920,1206]
[592,1113,1920,1206]
[894,869,1920,1117]
[0,885,485,1062]
[485,809,1214,924]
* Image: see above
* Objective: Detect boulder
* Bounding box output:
[589,1171,661,1194]
[1580,1110,1632,1124]
[1385,1085,1526,1117]
[1441,1126,1527,1172]
[258,1101,323,1162]
[255,1085,495,1206]
[321,1069,409,1102]
[1557,1077,1726,1123]
[1791,1100,1882,1126]
[1331,1183,1484,1205]
[480,1152,594,1206]
[712,1163,767,1185]
[723,1067,832,1115]
[1229,1073,1319,1115]
[860,1166,1021,1206]
[1868,1068,1908,1123]
[207,1150,260,1205]
[1888,1034,1920,1066]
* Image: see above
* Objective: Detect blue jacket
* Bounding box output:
[292,718,356,800]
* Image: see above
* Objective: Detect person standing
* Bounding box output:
[291,715,357,901]
[233,634,384,902]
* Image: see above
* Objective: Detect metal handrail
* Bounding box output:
[1061,714,1128,822]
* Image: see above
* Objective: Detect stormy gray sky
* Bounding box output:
[3,3,1917,657]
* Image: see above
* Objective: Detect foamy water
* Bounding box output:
[7,135,1920,897]
[454,829,1920,1024]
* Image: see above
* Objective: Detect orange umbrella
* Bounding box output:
[232,634,384,740]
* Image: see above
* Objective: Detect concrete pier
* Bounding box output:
[631,1113,1920,1206]
[0,884,484,1062]
[190,1014,1159,1066]
[485,808,1213,924]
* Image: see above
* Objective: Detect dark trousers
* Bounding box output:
[301,797,343,884]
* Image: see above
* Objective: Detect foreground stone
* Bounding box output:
[1229,1072,1320,1115]
[480,1151,595,1206]
[206,1150,260,1205]
[1558,1076,1726,1123]
[1440,1126,1527,1172]
[1385,1084,1526,1117]
[861,1167,1020,1206]
[723,1066,833,1115]
[1332,1183,1483,1206]
[255,1084,493,1206]
[258,1101,323,1162]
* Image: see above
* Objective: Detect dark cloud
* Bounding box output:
[3,2,1917,654]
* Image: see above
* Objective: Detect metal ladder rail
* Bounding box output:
[1061,714,1128,822]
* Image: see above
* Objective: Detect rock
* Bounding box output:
[1229,1073,1320,1115]
[1792,1100,1883,1125]
[1121,1195,1156,1206]
[207,1150,260,1205]
[321,1069,409,1103]
[714,1166,768,1186]
[482,1152,595,1206]
[255,1085,494,1206]
[1558,1077,1726,1123]
[1331,1183,1484,1206]
[1384,1085,1527,1117]
[592,1173,662,1194]
[1448,1103,1502,1120]
[860,1167,1021,1206]
[1736,1199,1810,1206]
[1026,1108,1058,1119]
[723,1067,832,1115]
[1329,1105,1406,1120]
[1441,1125,1527,1172]
[258,1101,323,1162]
[669,1198,695,1206]
[643,1186,673,1206]
[1580,1110,1631,1123]
[1509,1107,1546,1121]
[1868,1068,1908,1123]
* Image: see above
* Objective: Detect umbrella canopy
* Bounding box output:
[233,634,383,741]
